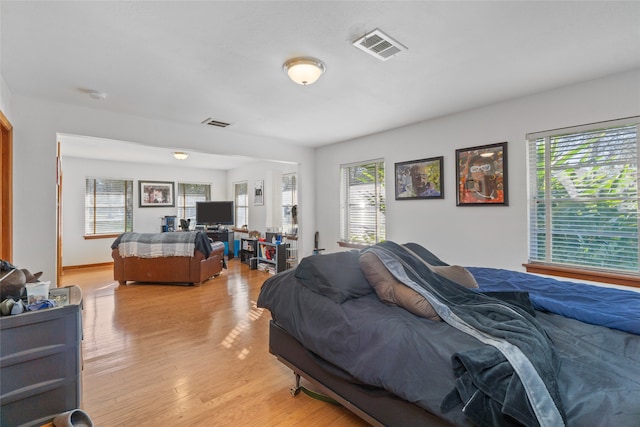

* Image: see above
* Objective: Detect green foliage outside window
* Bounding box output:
[530,123,638,272]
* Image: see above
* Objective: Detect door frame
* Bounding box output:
[0,110,13,262]
[56,141,63,284]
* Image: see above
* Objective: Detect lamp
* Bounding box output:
[283,57,326,85]
[172,152,189,160]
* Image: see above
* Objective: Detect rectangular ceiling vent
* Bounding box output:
[352,28,407,61]
[201,118,231,128]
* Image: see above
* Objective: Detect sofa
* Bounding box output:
[111,231,225,286]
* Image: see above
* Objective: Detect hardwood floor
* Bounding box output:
[61,260,368,426]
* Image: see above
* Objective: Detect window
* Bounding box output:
[527,117,640,276]
[177,183,211,222]
[282,173,297,235]
[340,160,385,245]
[234,182,248,228]
[85,178,133,236]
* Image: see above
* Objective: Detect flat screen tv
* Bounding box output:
[196,201,235,226]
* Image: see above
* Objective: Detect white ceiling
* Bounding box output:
[2,1,640,167]
[56,133,264,170]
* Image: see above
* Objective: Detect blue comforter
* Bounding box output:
[469,267,640,335]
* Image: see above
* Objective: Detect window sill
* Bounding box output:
[523,263,640,289]
[84,233,121,240]
[337,241,373,250]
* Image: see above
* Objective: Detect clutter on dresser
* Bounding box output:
[0,259,76,316]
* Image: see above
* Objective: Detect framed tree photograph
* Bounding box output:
[139,180,175,207]
[455,142,508,206]
[395,156,444,200]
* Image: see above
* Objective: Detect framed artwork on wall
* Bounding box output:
[139,180,175,207]
[254,179,264,205]
[395,156,444,200]
[455,142,508,206]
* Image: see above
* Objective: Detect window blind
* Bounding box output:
[527,117,640,274]
[177,183,210,221]
[282,174,297,234]
[85,178,133,235]
[340,160,385,244]
[234,182,248,228]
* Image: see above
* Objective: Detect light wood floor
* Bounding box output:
[61,259,368,426]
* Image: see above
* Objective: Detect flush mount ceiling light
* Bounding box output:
[172,151,189,160]
[283,57,326,85]
[87,90,107,100]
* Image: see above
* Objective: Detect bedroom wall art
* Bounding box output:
[455,142,508,206]
[395,156,444,200]
[139,180,175,207]
[254,179,264,205]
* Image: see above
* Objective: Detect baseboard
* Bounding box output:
[63,262,113,272]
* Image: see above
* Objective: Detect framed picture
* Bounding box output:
[254,179,264,205]
[455,142,508,206]
[139,180,175,207]
[395,156,444,200]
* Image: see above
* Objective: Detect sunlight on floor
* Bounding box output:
[220,300,265,360]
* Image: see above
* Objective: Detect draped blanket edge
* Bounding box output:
[363,241,566,427]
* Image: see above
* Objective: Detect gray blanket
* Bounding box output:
[364,241,566,427]
[111,231,212,258]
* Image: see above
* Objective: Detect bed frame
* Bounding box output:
[268,321,454,427]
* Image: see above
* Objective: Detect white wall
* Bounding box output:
[9,95,316,281]
[7,69,639,280]
[0,75,11,118]
[61,156,226,266]
[62,155,299,266]
[0,8,10,119]
[227,161,299,233]
[316,69,640,271]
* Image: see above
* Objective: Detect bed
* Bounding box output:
[257,241,640,427]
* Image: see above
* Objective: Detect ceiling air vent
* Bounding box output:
[201,118,231,128]
[352,28,407,61]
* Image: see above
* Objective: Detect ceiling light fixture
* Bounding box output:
[172,152,189,160]
[283,57,326,85]
[87,90,107,100]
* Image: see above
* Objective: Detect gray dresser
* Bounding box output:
[0,286,83,427]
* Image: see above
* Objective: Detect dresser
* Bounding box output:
[0,286,83,426]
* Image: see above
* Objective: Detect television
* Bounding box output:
[196,201,235,227]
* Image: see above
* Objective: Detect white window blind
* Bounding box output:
[282,173,297,235]
[85,178,133,235]
[527,117,640,274]
[340,160,385,244]
[234,182,248,228]
[177,183,210,222]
